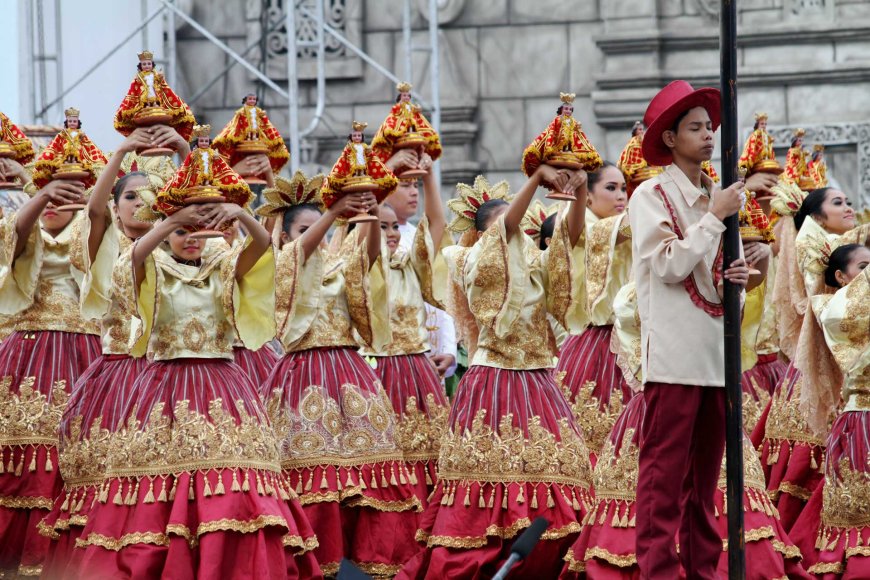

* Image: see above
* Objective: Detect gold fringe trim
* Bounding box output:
[562,549,587,573]
[771,538,803,560]
[345,494,422,513]
[17,564,43,577]
[76,515,311,551]
[583,546,637,568]
[846,545,870,558]
[723,525,775,549]
[0,495,53,509]
[420,520,582,549]
[807,562,843,574]
[777,481,813,501]
[36,519,60,540]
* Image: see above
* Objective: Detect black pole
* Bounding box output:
[719,1,746,579]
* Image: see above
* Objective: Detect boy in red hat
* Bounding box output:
[628,81,766,578]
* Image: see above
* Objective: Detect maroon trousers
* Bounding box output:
[636,383,725,579]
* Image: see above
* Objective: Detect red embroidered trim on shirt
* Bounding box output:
[654,184,724,318]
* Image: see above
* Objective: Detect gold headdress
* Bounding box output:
[813,144,825,152]
[64,107,80,117]
[559,92,576,105]
[447,175,511,234]
[754,112,768,121]
[138,50,154,61]
[256,171,325,218]
[521,199,560,242]
[769,180,806,218]
[119,153,178,185]
[192,124,211,138]
[396,81,412,93]
[793,128,806,138]
[351,121,368,132]
[855,208,870,225]
[133,185,163,223]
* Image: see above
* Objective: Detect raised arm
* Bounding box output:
[131,205,205,287]
[14,180,85,258]
[196,203,272,280]
[296,193,369,260]
[87,129,152,261]
[421,169,446,250]
[563,170,588,247]
[504,165,568,241]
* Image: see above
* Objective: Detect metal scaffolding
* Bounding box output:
[23,0,442,173]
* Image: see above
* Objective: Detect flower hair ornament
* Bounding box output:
[446,175,512,234]
[521,199,560,243]
[118,152,178,185]
[132,184,163,223]
[256,171,325,219]
[769,180,806,218]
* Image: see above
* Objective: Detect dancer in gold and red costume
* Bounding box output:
[0,178,101,576]
[399,167,593,579]
[553,162,633,462]
[259,176,422,577]
[361,167,450,504]
[789,242,870,577]
[38,129,188,575]
[113,50,195,142]
[31,108,108,189]
[753,186,868,532]
[618,122,662,197]
[371,82,442,167]
[784,129,816,191]
[70,173,321,578]
[213,93,289,175]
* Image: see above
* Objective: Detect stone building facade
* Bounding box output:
[175,0,870,208]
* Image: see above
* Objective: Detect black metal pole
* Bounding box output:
[719,1,746,578]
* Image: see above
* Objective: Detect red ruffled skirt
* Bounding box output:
[753,361,825,531]
[742,353,788,433]
[262,346,422,577]
[0,330,100,577]
[70,358,321,580]
[400,365,593,580]
[556,326,632,462]
[561,392,808,580]
[40,354,149,576]
[233,345,279,388]
[789,410,870,578]
[372,353,449,503]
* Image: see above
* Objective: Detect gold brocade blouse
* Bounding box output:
[585,209,632,327]
[444,215,586,371]
[275,231,390,353]
[0,213,99,335]
[74,214,149,356]
[811,268,870,412]
[122,241,275,361]
[361,217,446,357]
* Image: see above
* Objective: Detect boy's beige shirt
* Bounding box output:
[628,164,737,387]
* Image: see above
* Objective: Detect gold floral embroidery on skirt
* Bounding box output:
[0,377,68,446]
[393,394,448,462]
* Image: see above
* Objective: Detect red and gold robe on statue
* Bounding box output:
[113,70,195,140]
[371,102,442,163]
[0,112,35,164]
[522,114,602,177]
[155,147,252,216]
[212,105,289,173]
[32,129,107,189]
[738,128,777,174]
[808,159,827,188]
[618,135,661,197]
[784,147,814,190]
[321,142,398,215]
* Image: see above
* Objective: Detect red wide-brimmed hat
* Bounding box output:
[642,80,721,166]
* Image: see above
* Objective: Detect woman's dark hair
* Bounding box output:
[63,119,81,129]
[587,161,618,190]
[113,171,148,204]
[794,188,831,231]
[281,203,321,234]
[539,213,557,251]
[242,93,257,105]
[474,199,509,232]
[825,243,863,288]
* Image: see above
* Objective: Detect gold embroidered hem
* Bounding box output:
[592,427,639,502]
[437,409,592,487]
[563,549,588,572]
[280,454,408,471]
[0,378,69,446]
[807,562,843,574]
[418,520,582,549]
[76,515,310,552]
[776,481,813,501]
[320,561,402,578]
[0,495,53,510]
[771,539,802,560]
[16,564,43,577]
[393,395,448,460]
[345,494,422,513]
[563,378,625,461]
[583,546,637,568]
[822,459,870,529]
